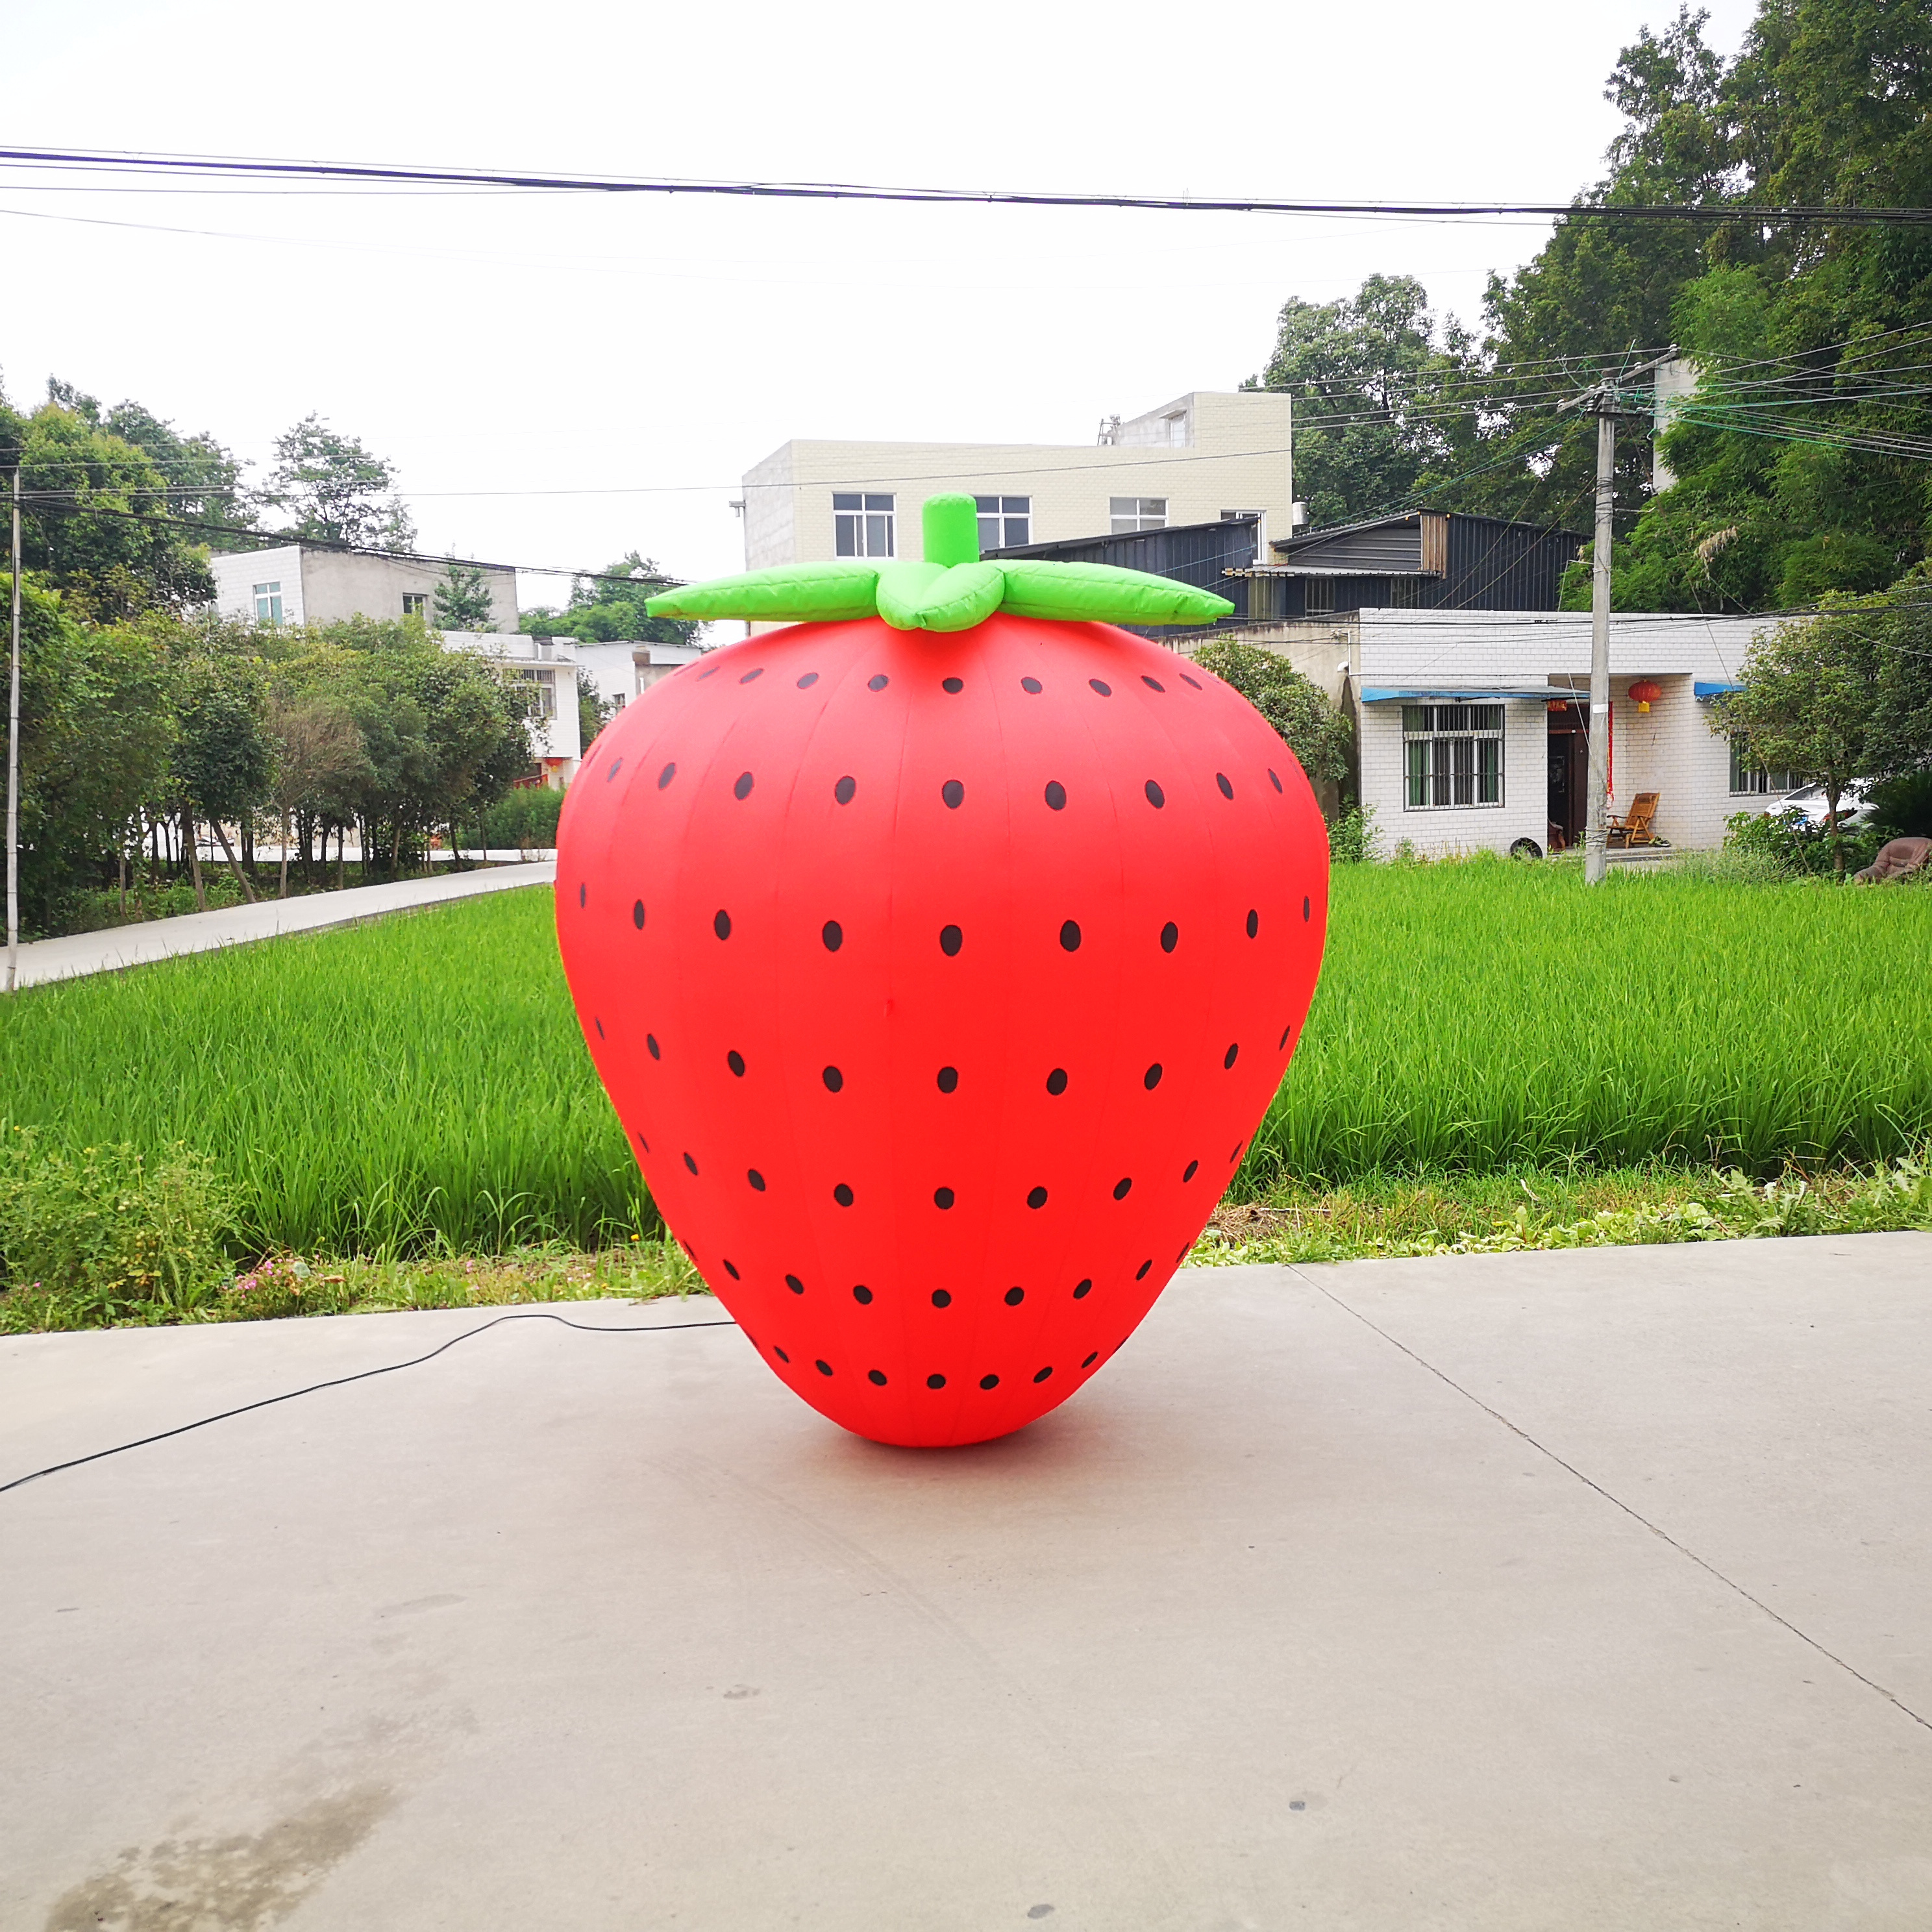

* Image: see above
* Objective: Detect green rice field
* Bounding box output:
[1,865,1927,1259]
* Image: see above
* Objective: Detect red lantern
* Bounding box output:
[1629,679,1663,713]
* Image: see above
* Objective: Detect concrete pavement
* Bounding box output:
[6,861,556,989]
[4,1235,1931,1929]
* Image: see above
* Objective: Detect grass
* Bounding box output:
[1,863,1929,1313]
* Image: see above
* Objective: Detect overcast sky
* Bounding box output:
[6,0,1758,602]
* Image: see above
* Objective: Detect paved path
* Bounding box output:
[5,1235,1931,1929]
[6,861,556,989]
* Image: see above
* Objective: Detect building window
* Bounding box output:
[1304,575,1335,615]
[974,495,1030,551]
[834,493,895,558]
[1164,412,1188,447]
[517,667,557,719]
[402,592,428,618]
[1403,704,1504,810]
[1110,497,1167,534]
[1729,734,1795,795]
[253,581,284,625]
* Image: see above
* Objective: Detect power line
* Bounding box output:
[3,145,1929,225]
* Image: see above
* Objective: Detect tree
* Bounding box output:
[521,552,698,646]
[1711,603,1880,876]
[173,652,273,906]
[433,558,497,630]
[1247,275,1480,529]
[263,689,367,897]
[1191,641,1353,804]
[578,670,615,754]
[264,414,417,550]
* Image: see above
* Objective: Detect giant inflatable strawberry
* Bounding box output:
[556,495,1327,1448]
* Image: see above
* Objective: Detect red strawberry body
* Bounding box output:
[556,612,1327,1447]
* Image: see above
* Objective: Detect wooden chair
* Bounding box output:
[1606,792,1661,848]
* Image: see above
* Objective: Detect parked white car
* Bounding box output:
[1776,780,1876,829]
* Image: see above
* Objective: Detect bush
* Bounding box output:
[0,1128,236,1328]
[1326,806,1378,864]
[1722,808,1890,879]
[469,786,563,851]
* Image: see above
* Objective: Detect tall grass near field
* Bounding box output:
[1248,858,1932,1187]
[0,889,640,1256]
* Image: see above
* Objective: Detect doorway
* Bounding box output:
[1547,702,1588,851]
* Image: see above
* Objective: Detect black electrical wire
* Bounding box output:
[0,1307,739,1498]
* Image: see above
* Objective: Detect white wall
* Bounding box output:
[210,545,305,625]
[206,545,517,630]
[741,390,1293,570]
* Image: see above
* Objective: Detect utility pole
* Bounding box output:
[1557,349,1678,886]
[6,464,20,994]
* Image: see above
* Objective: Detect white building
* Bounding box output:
[740,390,1295,572]
[209,544,519,633]
[1330,609,1795,858]
[441,632,582,784]
[568,638,706,716]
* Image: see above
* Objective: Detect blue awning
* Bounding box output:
[1358,686,1576,704]
[1694,679,1742,699]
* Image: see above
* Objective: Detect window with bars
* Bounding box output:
[974,495,1030,551]
[253,580,284,625]
[516,667,557,719]
[1729,735,1796,795]
[1109,496,1167,534]
[1402,704,1504,810]
[834,492,895,558]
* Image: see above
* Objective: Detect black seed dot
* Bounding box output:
[821,919,843,952]
[1269,767,1283,793]
[1304,895,1311,922]
[942,676,963,693]
[980,1374,1000,1391]
[786,1273,805,1296]
[1136,1259,1152,1280]
[637,1132,649,1154]
[941,778,965,809]
[578,882,586,908]
[1230,1142,1244,1162]
[1113,1176,1133,1200]
[593,1016,604,1039]
[697,664,719,680]
[647,1033,661,1059]
[1180,673,1202,689]
[734,770,754,800]
[713,909,732,940]
[748,1169,766,1191]
[739,667,764,684]
[932,1289,952,1309]
[1034,1365,1054,1383]
[834,1183,854,1206]
[1004,1286,1025,1306]
[1143,1063,1162,1090]
[1183,1159,1199,1182]
[1027,1185,1048,1209]
[822,1065,843,1093]
[1160,921,1178,953]
[658,762,676,789]
[1279,1024,1292,1050]
[1082,1350,1098,1367]
[1145,779,1165,809]
[868,1368,887,1385]
[727,1049,745,1077]
[1045,780,1066,811]
[723,1257,739,1280]
[1089,678,1112,697]
[797,671,819,688]
[940,924,963,956]
[853,1284,873,1304]
[1021,676,1043,694]
[1045,1069,1068,1096]
[934,1187,955,1210]
[632,898,645,930]
[683,1152,698,1175]
[1059,919,1081,952]
[927,1373,947,1389]
[937,1065,959,1093]
[867,673,889,691]
[773,1345,789,1363]
[1141,675,1166,692]
[1216,773,1235,800]
[1246,908,1259,938]
[1073,1278,1093,1299]
[1224,1043,1240,1069]
[606,759,623,784]
[834,774,856,805]
[815,1359,833,1376]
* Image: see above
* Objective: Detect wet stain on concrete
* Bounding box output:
[43,1783,392,1931]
